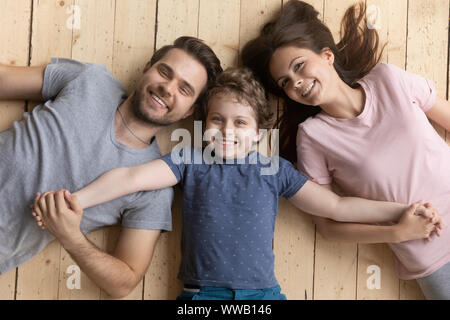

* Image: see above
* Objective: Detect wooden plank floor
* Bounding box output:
[0,0,448,300]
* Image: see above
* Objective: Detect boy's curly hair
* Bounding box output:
[196,67,274,130]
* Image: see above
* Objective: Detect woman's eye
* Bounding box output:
[212,117,221,122]
[294,62,304,71]
[281,79,288,88]
[236,120,246,126]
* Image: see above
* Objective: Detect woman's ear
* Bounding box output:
[320,47,334,65]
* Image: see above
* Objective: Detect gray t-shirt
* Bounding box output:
[0,58,173,274]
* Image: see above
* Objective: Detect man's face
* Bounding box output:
[132,48,208,126]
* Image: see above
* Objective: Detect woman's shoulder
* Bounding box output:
[363,62,406,82]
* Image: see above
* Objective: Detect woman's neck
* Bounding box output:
[320,77,366,119]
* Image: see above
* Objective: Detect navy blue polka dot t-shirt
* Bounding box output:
[160,146,308,289]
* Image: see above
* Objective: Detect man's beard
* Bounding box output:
[131,91,177,127]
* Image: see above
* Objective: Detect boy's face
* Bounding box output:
[205,94,261,159]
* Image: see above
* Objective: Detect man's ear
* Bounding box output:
[182,104,196,119]
[143,61,152,74]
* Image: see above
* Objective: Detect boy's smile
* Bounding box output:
[205,94,261,160]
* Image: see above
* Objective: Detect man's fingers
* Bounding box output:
[38,191,53,213]
[55,189,68,213]
[64,190,82,214]
[45,192,57,218]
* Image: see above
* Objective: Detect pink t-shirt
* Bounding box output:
[296,63,450,280]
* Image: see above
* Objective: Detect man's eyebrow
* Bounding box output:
[275,55,303,84]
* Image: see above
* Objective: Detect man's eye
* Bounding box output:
[159,68,169,78]
[180,87,190,96]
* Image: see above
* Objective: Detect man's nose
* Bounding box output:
[159,79,176,97]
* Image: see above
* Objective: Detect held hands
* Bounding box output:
[31,189,84,248]
[395,202,444,243]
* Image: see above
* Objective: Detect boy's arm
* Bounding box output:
[0,64,46,101]
[289,180,410,223]
[75,159,178,209]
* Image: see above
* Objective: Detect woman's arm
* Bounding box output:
[313,204,437,244]
[75,159,178,209]
[425,96,450,131]
[289,180,414,223]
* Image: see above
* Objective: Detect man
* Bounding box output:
[0,36,222,298]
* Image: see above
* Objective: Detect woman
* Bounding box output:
[242,1,450,299]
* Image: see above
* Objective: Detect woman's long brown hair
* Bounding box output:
[241,1,386,164]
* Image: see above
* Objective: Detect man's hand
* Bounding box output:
[32,189,85,248]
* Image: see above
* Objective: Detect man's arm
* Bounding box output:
[33,189,160,299]
[64,227,160,299]
[0,64,46,101]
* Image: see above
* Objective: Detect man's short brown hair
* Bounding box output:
[200,67,274,130]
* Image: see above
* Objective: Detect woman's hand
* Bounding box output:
[394,203,443,243]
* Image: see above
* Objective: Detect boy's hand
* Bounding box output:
[395,203,442,243]
[31,189,84,247]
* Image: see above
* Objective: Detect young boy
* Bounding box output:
[32,68,440,300]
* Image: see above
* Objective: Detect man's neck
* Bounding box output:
[114,95,161,149]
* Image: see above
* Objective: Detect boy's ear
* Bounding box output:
[253,129,265,143]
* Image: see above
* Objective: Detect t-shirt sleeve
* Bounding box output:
[296,125,332,185]
[159,146,192,183]
[386,63,437,113]
[42,57,101,101]
[121,187,174,231]
[278,157,309,198]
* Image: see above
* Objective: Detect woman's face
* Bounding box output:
[269,46,334,106]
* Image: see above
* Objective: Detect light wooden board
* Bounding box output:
[400,0,449,299]
[144,0,199,300]
[356,0,408,300]
[57,0,115,300]
[0,0,32,300]
[15,0,74,300]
